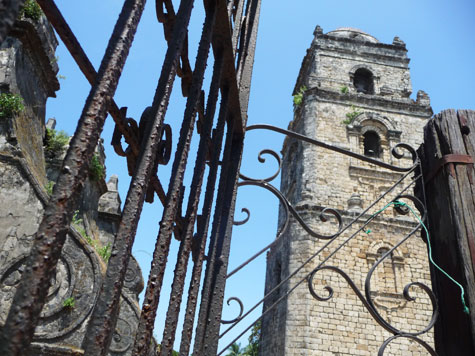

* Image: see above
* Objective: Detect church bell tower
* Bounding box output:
[260,26,434,355]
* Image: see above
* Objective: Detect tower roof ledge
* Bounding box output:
[326,27,379,44]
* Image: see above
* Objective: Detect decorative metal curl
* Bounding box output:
[155,0,193,97]
[156,122,172,165]
[236,181,342,240]
[111,107,138,158]
[227,181,290,278]
[239,149,282,183]
[308,275,333,302]
[111,107,172,172]
[391,142,418,163]
[233,208,250,226]
[245,124,419,172]
[111,106,172,203]
[378,334,438,356]
[227,181,342,279]
[309,265,438,338]
[220,297,244,324]
[308,266,384,323]
[391,194,426,219]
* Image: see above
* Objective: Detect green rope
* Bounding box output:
[366,200,470,315]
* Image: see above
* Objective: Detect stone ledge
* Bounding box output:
[315,32,408,55]
[349,165,405,182]
[30,343,84,356]
[9,18,59,97]
[308,88,433,118]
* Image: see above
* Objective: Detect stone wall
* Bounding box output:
[261,27,434,356]
[0,12,149,356]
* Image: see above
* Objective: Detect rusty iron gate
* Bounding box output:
[0,0,440,355]
[0,0,261,354]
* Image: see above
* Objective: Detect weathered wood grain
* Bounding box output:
[420,109,475,356]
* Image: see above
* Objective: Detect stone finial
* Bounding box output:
[392,36,406,47]
[106,174,119,192]
[98,175,121,217]
[347,193,363,212]
[416,90,431,106]
[46,118,56,130]
[314,25,323,36]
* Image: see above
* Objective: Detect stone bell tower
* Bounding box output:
[260,27,434,355]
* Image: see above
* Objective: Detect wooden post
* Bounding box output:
[418,109,475,355]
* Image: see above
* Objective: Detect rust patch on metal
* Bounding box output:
[425,153,474,184]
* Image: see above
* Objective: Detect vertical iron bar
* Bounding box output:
[236,0,260,116]
[230,0,245,54]
[82,0,197,354]
[192,117,235,354]
[0,0,146,354]
[0,0,25,45]
[193,1,261,353]
[178,88,228,355]
[159,32,223,356]
[193,122,242,355]
[130,1,217,354]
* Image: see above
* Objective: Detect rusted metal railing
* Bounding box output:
[0,0,261,355]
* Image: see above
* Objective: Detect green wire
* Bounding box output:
[367,200,470,315]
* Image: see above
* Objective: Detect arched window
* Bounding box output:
[363,131,380,157]
[353,68,374,94]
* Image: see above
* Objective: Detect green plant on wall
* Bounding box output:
[72,210,89,240]
[340,86,349,94]
[44,128,69,157]
[19,0,43,22]
[72,210,111,262]
[63,297,75,309]
[89,154,105,181]
[0,93,24,119]
[97,243,112,263]
[72,210,83,226]
[342,105,362,125]
[293,85,307,107]
[45,181,55,196]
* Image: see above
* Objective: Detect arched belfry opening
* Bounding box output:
[353,68,374,94]
[363,131,381,157]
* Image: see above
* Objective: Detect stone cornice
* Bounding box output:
[307,88,433,118]
[315,33,408,56]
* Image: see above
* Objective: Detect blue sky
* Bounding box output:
[46,0,474,351]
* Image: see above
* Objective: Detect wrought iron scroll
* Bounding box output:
[227,180,342,279]
[246,124,418,172]
[35,0,171,205]
[219,124,438,355]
